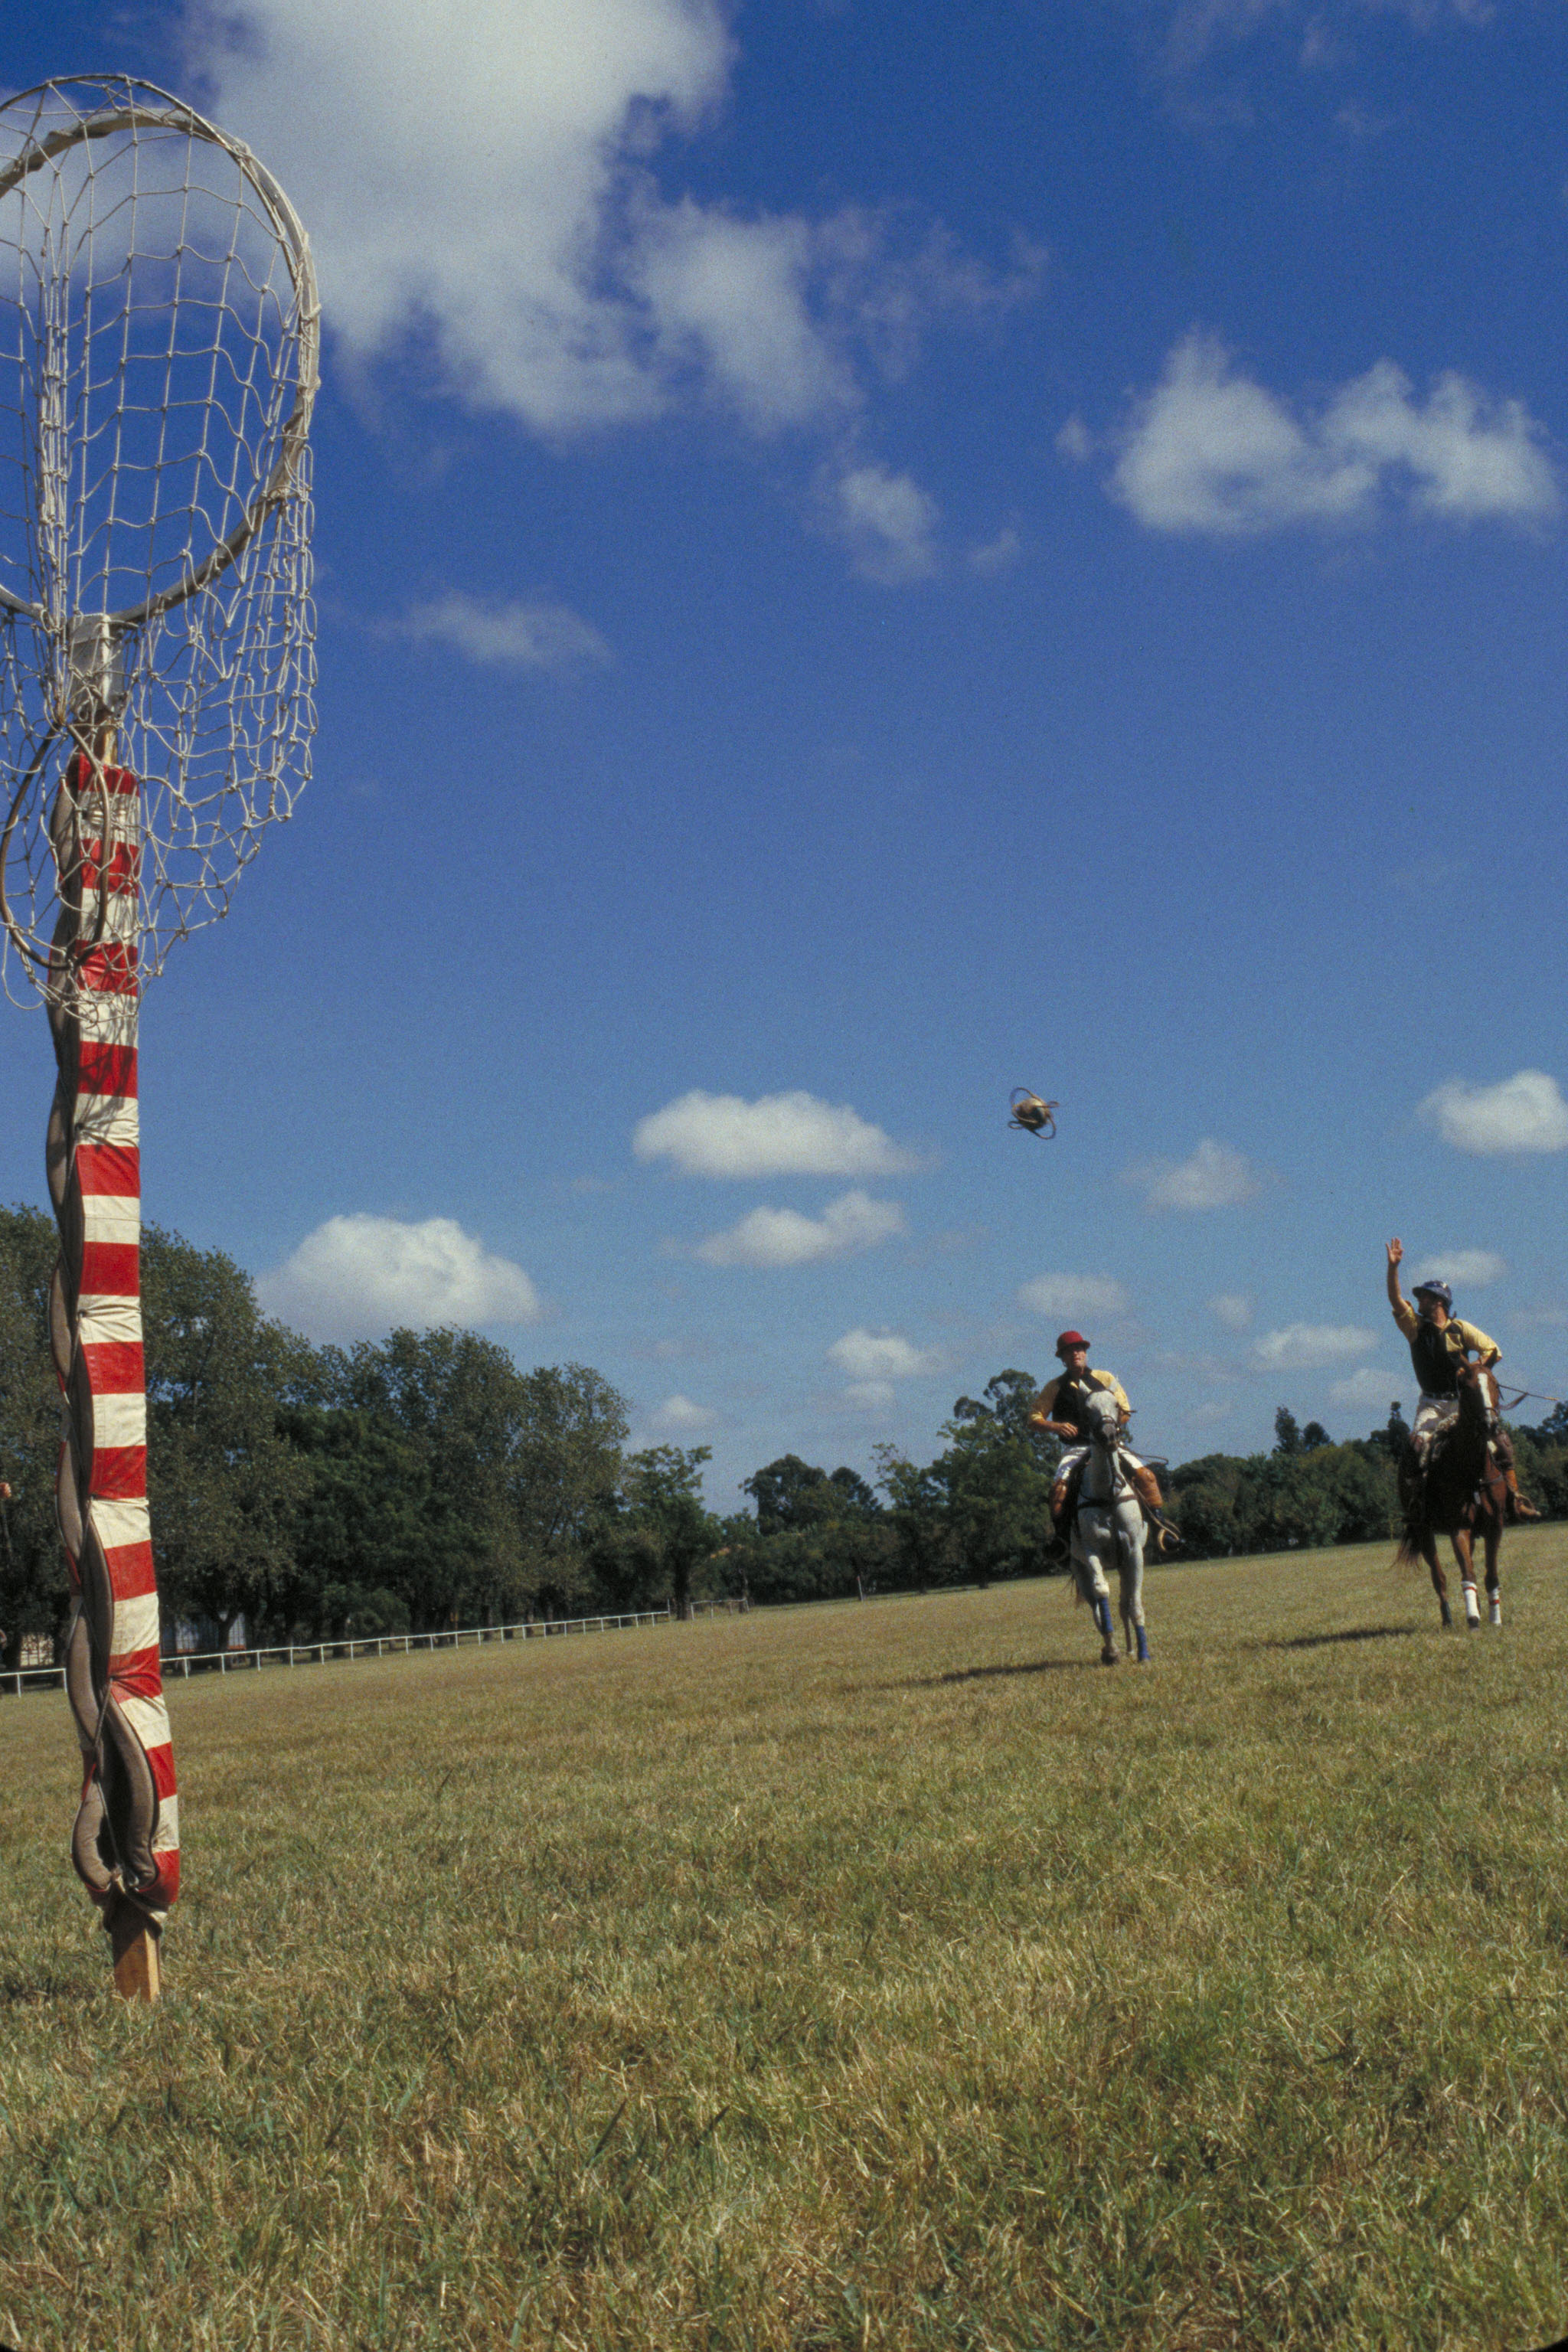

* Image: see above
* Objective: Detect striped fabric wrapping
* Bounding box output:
[47,753,178,1924]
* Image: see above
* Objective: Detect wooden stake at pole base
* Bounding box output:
[108,1900,162,2003]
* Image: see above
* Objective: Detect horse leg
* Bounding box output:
[1077,1511,1119,1665]
[1423,1535,1452,1628]
[1452,1527,1480,1628]
[1484,1519,1503,1627]
[1118,1504,1148,1663]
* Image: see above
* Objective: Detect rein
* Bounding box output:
[1496,1384,1566,1413]
[1078,1431,1136,1510]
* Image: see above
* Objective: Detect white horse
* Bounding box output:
[1067,1389,1151,1666]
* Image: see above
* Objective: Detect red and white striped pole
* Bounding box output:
[46,740,178,1999]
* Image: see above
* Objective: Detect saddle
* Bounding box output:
[1050,1452,1183,1555]
[1400,1429,1507,1520]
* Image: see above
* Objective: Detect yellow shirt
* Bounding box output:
[1031,1368,1132,1425]
[1390,1299,1498,1365]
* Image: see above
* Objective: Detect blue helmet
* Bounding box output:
[1413,1278,1453,1310]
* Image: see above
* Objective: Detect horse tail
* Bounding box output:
[1393,1501,1428,1567]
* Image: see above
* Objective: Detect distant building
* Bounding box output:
[162,1614,248,1656]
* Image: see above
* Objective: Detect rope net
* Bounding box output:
[0,75,318,1005]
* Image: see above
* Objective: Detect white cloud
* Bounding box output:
[1125,1138,1262,1211]
[647,1393,717,1432]
[185,0,1021,449]
[1018,1273,1129,1321]
[635,1089,916,1178]
[691,1190,905,1268]
[827,1328,939,1380]
[832,462,939,583]
[1161,0,1289,74]
[1419,1070,1568,1156]
[395,593,610,671]
[1413,1249,1508,1289]
[260,1214,542,1341]
[966,525,1021,575]
[1112,335,1557,535]
[1209,1292,1253,1331]
[842,1379,896,1413]
[635,198,854,430]
[1328,1366,1407,1411]
[1163,0,1491,77]
[1254,1322,1377,1370]
[1056,413,1093,462]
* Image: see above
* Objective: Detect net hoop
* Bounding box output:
[0,74,320,1001]
[0,77,319,633]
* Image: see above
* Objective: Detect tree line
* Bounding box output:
[5,1203,1566,1658]
[0,1206,705,1661]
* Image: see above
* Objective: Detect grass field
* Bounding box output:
[4,1537,1568,2351]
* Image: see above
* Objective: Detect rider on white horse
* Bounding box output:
[1028,1331,1161,1517]
[1072,1388,1152,1664]
[1030,1334,1174,1664]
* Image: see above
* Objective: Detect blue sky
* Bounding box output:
[3,0,1567,1508]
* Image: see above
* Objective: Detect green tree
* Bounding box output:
[733,1453,890,1599]
[952,1368,1058,1465]
[140,1224,319,1644]
[1168,1474,1240,1557]
[875,1383,1058,1589]
[1171,1436,1399,1557]
[743,1454,845,1535]
[616,1446,720,1620]
[1505,1425,1568,1519]
[323,1335,628,1628]
[273,1400,429,1638]
[1381,1401,1410,1457]
[510,1364,631,1613]
[872,1447,959,1587]
[0,1204,68,1662]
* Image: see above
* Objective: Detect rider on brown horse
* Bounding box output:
[1384,1240,1538,1521]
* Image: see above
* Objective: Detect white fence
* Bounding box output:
[1,1606,672,1698]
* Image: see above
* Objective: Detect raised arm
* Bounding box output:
[1386,1237,1408,1317]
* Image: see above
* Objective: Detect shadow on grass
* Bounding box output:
[910,1657,1106,1687]
[1256,1625,1420,1653]
[0,1972,79,2007]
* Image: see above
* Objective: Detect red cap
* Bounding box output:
[1055,1330,1089,1353]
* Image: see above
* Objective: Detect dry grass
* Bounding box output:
[3,1536,1568,2350]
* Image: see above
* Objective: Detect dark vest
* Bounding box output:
[1409,1317,1461,1397]
[1054,1369,1113,1439]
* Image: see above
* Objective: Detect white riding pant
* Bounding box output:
[1411,1393,1457,1455]
[1057,1443,1145,1478]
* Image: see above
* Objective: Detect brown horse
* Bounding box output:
[1396,1358,1507,1628]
